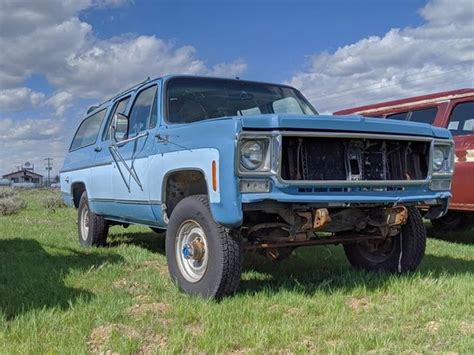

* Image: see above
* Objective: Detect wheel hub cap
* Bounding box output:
[175,220,209,283]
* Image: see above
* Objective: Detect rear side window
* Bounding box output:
[409,107,437,124]
[128,85,157,137]
[386,111,408,120]
[70,109,106,151]
[103,96,130,141]
[448,101,474,136]
[386,107,437,125]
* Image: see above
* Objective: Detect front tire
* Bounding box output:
[343,207,426,273]
[77,191,109,247]
[166,195,243,298]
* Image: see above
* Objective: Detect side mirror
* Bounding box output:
[112,113,129,141]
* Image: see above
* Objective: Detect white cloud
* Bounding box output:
[0,88,46,111]
[45,91,74,116]
[0,117,67,176]
[0,117,63,141]
[0,0,247,176]
[287,0,474,113]
[208,60,248,78]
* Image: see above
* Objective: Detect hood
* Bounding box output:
[237,114,451,139]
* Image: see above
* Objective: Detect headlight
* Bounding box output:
[433,148,445,171]
[239,138,271,173]
[241,141,264,170]
[432,143,454,175]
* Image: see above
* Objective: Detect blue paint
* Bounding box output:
[61,75,453,230]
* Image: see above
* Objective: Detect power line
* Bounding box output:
[44,158,53,187]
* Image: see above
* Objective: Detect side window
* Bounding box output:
[386,111,408,120]
[408,107,437,124]
[70,109,106,151]
[128,85,157,137]
[103,96,130,141]
[448,101,474,136]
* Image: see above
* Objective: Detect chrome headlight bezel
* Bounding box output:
[431,141,455,176]
[237,136,273,175]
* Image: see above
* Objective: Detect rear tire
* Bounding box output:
[344,207,426,273]
[77,191,108,247]
[166,195,243,298]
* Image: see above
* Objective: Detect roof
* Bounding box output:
[334,88,474,115]
[3,169,44,178]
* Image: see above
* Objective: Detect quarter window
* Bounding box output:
[128,85,157,137]
[70,109,107,151]
[386,112,408,120]
[448,101,474,136]
[386,107,437,125]
[409,107,438,124]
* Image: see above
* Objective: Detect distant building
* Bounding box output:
[2,169,43,185]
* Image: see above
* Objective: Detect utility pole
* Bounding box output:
[44,158,53,187]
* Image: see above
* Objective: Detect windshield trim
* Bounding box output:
[163,76,318,125]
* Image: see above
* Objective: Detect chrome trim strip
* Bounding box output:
[89,198,162,205]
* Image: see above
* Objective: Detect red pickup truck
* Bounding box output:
[335,89,474,232]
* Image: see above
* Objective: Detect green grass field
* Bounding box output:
[1,190,473,354]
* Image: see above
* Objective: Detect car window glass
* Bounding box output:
[448,101,474,136]
[167,77,317,124]
[386,112,408,120]
[70,109,106,150]
[408,107,437,124]
[273,97,305,114]
[149,91,158,129]
[104,97,130,140]
[239,106,261,115]
[128,85,157,136]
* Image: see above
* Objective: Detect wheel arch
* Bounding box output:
[71,181,87,208]
[162,168,209,217]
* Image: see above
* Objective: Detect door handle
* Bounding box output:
[94,146,102,152]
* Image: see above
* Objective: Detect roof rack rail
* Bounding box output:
[86,76,152,115]
[108,76,151,102]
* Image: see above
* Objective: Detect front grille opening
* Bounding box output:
[282,137,429,182]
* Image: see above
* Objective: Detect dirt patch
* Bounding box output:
[129,260,169,276]
[426,321,441,333]
[88,324,140,354]
[128,303,170,318]
[138,331,168,354]
[301,337,317,352]
[186,322,204,336]
[133,294,153,303]
[229,348,254,354]
[346,297,370,311]
[113,278,151,295]
[88,324,167,354]
[460,321,474,335]
[285,307,302,317]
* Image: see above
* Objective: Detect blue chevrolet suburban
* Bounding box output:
[61,75,454,298]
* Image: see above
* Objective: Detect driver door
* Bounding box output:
[110,84,158,223]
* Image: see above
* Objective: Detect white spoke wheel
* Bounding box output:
[77,191,108,247]
[175,220,209,283]
[166,195,243,298]
[80,204,90,241]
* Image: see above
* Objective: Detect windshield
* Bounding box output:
[166,77,317,123]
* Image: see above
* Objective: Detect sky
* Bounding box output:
[0,0,473,178]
